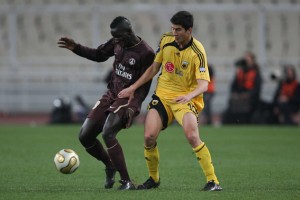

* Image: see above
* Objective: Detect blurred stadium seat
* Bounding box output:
[0,14,9,59]
[0,1,299,118]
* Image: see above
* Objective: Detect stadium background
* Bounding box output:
[1,2,300,199]
[0,0,300,123]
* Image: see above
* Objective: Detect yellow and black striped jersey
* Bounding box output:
[154,32,210,104]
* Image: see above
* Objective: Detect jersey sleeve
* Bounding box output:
[194,45,210,82]
[154,32,172,64]
[73,39,114,62]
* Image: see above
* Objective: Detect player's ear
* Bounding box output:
[187,27,192,34]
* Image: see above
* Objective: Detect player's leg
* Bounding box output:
[137,108,162,190]
[102,111,135,190]
[78,118,116,189]
[79,118,107,162]
[138,94,171,190]
[182,112,222,191]
[78,98,116,189]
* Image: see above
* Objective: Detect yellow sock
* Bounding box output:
[144,144,160,182]
[193,143,219,184]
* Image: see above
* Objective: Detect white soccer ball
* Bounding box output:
[54,149,80,174]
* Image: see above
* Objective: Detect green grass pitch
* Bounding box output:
[0,124,299,200]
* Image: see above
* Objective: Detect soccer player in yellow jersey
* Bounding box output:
[118,11,222,191]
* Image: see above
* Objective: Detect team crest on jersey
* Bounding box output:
[165,62,175,73]
[199,66,206,72]
[152,100,158,105]
[181,61,188,69]
[129,58,135,65]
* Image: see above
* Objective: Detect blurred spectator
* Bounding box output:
[202,64,215,125]
[73,95,90,123]
[50,97,72,124]
[222,51,262,124]
[271,65,300,125]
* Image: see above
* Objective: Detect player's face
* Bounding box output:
[111,30,131,46]
[171,24,192,47]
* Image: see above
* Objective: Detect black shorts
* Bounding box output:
[148,94,168,130]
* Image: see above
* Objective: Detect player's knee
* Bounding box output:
[102,113,122,144]
[183,124,197,136]
[186,134,197,143]
[102,127,115,143]
[78,118,101,147]
[185,132,200,146]
[101,130,110,142]
[102,130,118,148]
[144,132,157,146]
[78,126,90,147]
[78,125,98,148]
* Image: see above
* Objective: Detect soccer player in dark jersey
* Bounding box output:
[57,16,155,190]
[119,11,222,191]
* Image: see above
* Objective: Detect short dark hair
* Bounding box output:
[110,16,132,33]
[170,11,193,30]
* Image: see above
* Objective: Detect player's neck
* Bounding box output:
[178,36,192,49]
[126,35,141,49]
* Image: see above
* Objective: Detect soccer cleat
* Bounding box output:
[118,180,136,190]
[104,167,116,189]
[202,180,222,191]
[137,177,160,190]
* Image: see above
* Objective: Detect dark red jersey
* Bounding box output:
[73,37,155,114]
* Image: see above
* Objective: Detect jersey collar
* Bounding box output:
[172,37,193,51]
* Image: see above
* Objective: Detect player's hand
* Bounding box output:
[174,94,193,104]
[125,108,135,128]
[57,37,77,51]
[118,86,135,103]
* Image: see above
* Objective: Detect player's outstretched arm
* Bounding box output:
[118,62,161,101]
[57,37,77,51]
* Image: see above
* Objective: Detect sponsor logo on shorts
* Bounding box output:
[152,100,158,105]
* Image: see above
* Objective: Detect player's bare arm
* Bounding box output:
[175,79,208,104]
[118,61,161,100]
[57,37,77,51]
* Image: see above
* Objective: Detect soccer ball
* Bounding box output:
[54,149,80,174]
